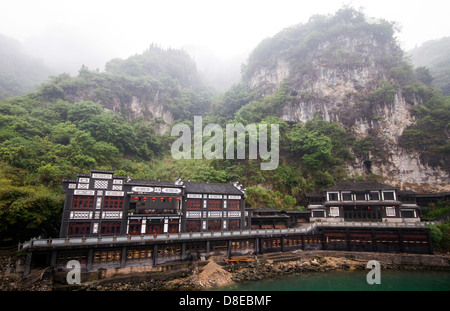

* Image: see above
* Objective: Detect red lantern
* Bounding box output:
[176,198,180,201]
[160,197,164,201]
[143,197,147,201]
[134,197,139,201]
[368,206,371,210]
[168,198,172,201]
[152,197,156,201]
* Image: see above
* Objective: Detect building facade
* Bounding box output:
[307,181,421,223]
[59,169,248,238]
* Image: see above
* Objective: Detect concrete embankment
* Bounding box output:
[2,250,450,291]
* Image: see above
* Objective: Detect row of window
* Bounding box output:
[71,196,241,211]
[128,219,179,235]
[327,191,396,202]
[328,206,397,216]
[186,199,241,210]
[185,219,241,232]
[67,218,241,236]
[68,221,121,236]
[72,196,124,209]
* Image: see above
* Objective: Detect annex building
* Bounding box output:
[307,181,421,223]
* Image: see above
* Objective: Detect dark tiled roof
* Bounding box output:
[90,169,116,174]
[184,182,244,195]
[326,181,397,192]
[76,173,90,177]
[127,179,182,188]
[306,191,325,197]
[398,190,417,195]
[62,179,77,183]
[253,208,280,213]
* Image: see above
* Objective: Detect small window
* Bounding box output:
[103,197,123,209]
[228,200,240,210]
[312,210,325,217]
[386,206,396,217]
[328,192,339,201]
[369,192,379,200]
[342,193,352,201]
[355,193,366,201]
[207,220,221,231]
[401,210,415,218]
[383,192,395,200]
[185,220,201,232]
[329,206,340,217]
[186,199,201,210]
[72,196,95,209]
[208,200,222,210]
[228,219,240,230]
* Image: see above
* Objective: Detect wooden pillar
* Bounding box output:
[346,228,351,251]
[50,250,58,267]
[206,240,210,257]
[281,236,285,252]
[371,229,376,252]
[398,231,404,253]
[321,232,325,250]
[227,240,232,257]
[427,229,433,254]
[254,237,259,254]
[87,248,94,271]
[23,251,32,277]
[153,244,158,266]
[301,235,305,251]
[181,242,186,260]
[120,247,127,268]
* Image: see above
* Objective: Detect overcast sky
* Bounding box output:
[1,0,449,75]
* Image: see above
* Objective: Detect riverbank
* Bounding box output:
[1,250,450,291]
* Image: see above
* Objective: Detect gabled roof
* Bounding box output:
[325,181,397,192]
[184,181,244,195]
[127,179,182,188]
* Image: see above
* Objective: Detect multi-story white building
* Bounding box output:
[307,181,421,223]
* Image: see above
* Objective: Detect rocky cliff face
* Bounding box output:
[243,13,449,192]
[61,78,175,135]
[52,45,213,135]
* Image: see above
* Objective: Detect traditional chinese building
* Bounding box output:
[20,176,433,276]
[307,181,421,223]
[59,169,248,238]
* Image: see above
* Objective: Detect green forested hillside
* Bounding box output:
[408,37,450,96]
[0,7,448,242]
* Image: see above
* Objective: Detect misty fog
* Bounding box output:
[1,0,449,91]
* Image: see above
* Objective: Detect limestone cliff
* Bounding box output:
[47,45,213,135]
[243,8,449,192]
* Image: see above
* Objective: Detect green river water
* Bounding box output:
[219,270,450,291]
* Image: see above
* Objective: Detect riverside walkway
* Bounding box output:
[20,221,433,250]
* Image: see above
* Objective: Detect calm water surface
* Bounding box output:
[219,270,450,291]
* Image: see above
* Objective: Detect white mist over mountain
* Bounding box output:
[1,0,449,89]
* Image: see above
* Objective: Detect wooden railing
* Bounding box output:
[19,221,435,251]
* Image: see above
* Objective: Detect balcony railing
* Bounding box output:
[19,221,435,251]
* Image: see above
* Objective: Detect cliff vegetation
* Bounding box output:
[0,6,448,242]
